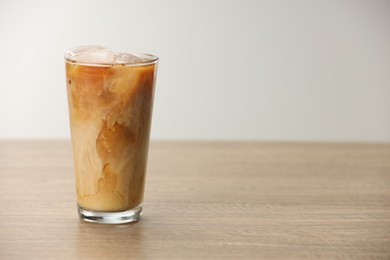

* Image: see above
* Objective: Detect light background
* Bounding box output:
[0,0,389,141]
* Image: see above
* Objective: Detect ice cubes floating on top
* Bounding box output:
[64,45,153,66]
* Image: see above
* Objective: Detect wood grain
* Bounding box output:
[0,141,389,259]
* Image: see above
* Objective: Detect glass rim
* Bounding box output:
[64,46,158,67]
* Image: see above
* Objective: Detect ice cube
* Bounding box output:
[64,45,114,65]
[113,52,142,65]
[64,45,107,60]
[77,50,116,65]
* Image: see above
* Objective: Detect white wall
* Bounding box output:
[1,0,389,141]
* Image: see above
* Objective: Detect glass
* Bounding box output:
[64,45,158,224]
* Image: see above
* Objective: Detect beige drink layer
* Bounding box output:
[66,62,156,212]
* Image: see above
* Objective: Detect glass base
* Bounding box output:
[78,204,142,224]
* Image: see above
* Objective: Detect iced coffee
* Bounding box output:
[64,46,158,224]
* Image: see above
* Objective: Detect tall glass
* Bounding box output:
[64,46,158,224]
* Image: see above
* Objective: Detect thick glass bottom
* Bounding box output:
[78,204,142,224]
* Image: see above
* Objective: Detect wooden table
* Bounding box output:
[0,141,389,259]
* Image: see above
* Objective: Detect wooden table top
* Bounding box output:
[0,140,389,259]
